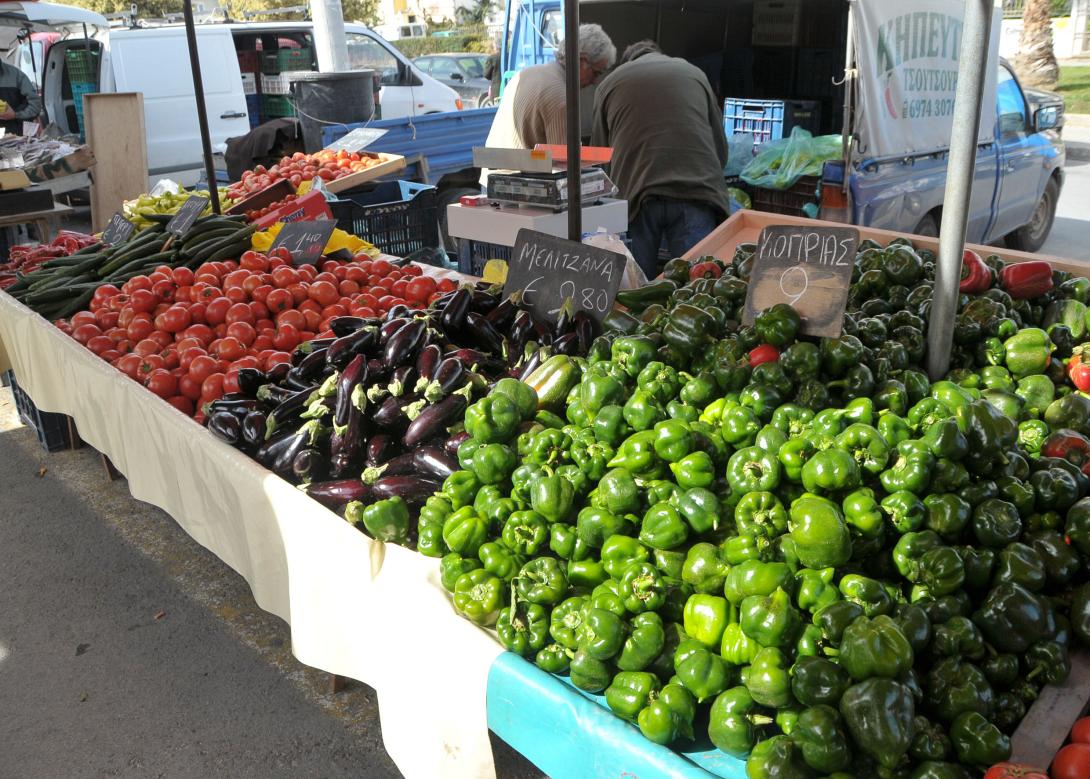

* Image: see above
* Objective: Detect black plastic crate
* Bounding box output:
[329,181,440,258]
[457,239,512,277]
[3,370,71,452]
[753,175,822,218]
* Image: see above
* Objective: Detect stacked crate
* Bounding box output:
[260,48,314,119]
[238,50,263,128]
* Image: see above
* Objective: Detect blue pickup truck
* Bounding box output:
[329,0,1067,253]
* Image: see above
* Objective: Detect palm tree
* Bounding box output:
[1014,0,1060,90]
[456,0,495,26]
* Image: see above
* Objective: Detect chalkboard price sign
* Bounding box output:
[502,229,627,324]
[101,212,136,246]
[742,224,860,338]
[165,195,210,237]
[270,218,336,266]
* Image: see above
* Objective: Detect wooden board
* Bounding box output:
[84,93,147,234]
[685,210,1090,274]
[323,152,407,194]
[1010,648,1090,769]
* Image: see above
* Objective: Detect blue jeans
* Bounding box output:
[628,197,721,278]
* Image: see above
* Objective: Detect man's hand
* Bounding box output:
[0,109,15,121]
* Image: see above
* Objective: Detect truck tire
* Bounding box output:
[437,186,481,252]
[1007,178,1058,253]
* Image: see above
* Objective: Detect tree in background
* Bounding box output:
[455,0,495,26]
[1014,0,1061,90]
[59,0,378,24]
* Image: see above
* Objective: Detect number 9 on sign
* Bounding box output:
[779,266,808,306]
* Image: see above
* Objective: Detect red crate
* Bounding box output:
[253,190,333,230]
[237,50,261,74]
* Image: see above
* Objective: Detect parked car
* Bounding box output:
[414,53,492,108]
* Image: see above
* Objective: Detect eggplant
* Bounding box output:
[429,357,466,399]
[291,347,330,381]
[366,434,399,466]
[464,311,505,355]
[533,321,554,346]
[519,348,549,381]
[387,365,417,397]
[292,448,327,483]
[329,408,364,478]
[329,316,371,337]
[445,348,505,376]
[444,430,471,456]
[266,361,291,383]
[208,411,242,446]
[508,310,535,362]
[371,475,442,505]
[415,343,442,384]
[266,387,315,438]
[384,319,427,369]
[403,390,471,448]
[373,395,412,429]
[256,382,295,406]
[271,419,326,476]
[255,424,298,463]
[334,354,368,428]
[380,317,411,344]
[306,479,373,510]
[205,397,261,417]
[367,358,387,379]
[291,338,334,365]
[241,411,267,449]
[326,326,378,369]
[485,291,521,330]
[431,290,457,310]
[413,446,458,481]
[285,371,321,392]
[553,332,580,355]
[574,311,596,355]
[364,451,416,483]
[554,298,575,338]
[440,288,471,331]
[386,304,413,321]
[236,368,268,397]
[469,289,500,313]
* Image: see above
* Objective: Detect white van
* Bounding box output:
[33,18,460,183]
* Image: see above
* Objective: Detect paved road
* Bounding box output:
[1041,155,1090,261]
[0,390,538,778]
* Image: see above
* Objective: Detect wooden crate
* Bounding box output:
[324,153,407,194]
[684,209,1089,275]
[1010,648,1090,769]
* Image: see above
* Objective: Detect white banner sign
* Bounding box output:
[851,0,1001,158]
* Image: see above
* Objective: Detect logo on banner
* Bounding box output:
[875,11,964,121]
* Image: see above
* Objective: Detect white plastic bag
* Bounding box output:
[582,229,647,290]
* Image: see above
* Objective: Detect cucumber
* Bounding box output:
[54,289,96,320]
[103,251,176,281]
[180,227,239,253]
[205,240,252,263]
[191,225,256,263]
[25,278,98,305]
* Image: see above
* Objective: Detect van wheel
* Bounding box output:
[914,212,939,237]
[437,187,481,253]
[1007,178,1058,253]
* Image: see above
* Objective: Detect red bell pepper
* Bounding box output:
[690,261,722,281]
[748,343,780,368]
[1041,429,1090,475]
[959,249,992,294]
[1000,261,1054,300]
[1069,351,1090,393]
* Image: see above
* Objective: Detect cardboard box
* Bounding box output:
[23,146,96,184]
[0,169,31,190]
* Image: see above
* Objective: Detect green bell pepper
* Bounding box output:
[789,494,852,569]
[708,686,773,759]
[529,469,575,523]
[616,612,666,672]
[497,599,550,656]
[464,394,521,443]
[1003,327,1052,378]
[569,647,613,692]
[740,646,793,708]
[882,490,927,533]
[683,593,729,650]
[672,450,717,490]
[637,681,695,745]
[791,655,850,708]
[501,511,549,556]
[841,487,885,539]
[801,448,860,494]
[478,541,525,583]
[639,502,690,551]
[814,601,864,644]
[682,542,729,595]
[794,567,840,614]
[347,496,410,544]
[621,561,667,614]
[924,493,972,541]
[839,615,914,680]
[792,704,852,773]
[442,506,489,557]
[605,670,660,722]
[993,541,1047,592]
[839,678,915,769]
[452,569,504,626]
[577,606,625,660]
[674,637,730,702]
[972,581,1057,653]
[839,573,894,617]
[950,711,1011,767]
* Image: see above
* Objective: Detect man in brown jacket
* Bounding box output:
[592,41,729,277]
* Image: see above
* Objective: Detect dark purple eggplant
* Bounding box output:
[265,363,290,385]
[533,321,554,346]
[366,434,399,466]
[266,387,315,437]
[429,357,465,399]
[291,347,330,381]
[271,420,325,476]
[330,316,371,337]
[306,479,373,510]
[257,382,295,406]
[519,348,548,381]
[208,411,242,446]
[373,395,412,429]
[387,365,417,397]
[469,289,500,313]
[403,390,471,448]
[367,358,387,379]
[205,396,261,417]
[292,448,327,483]
[379,317,411,345]
[364,451,416,483]
[241,411,267,449]
[445,430,471,456]
[475,281,498,292]
[431,290,457,310]
[326,326,378,369]
[440,288,471,331]
[285,371,322,392]
[553,332,580,355]
[291,338,334,366]
[236,368,267,396]
[445,348,505,375]
[485,291,521,330]
[386,304,413,321]
[508,310,535,362]
[384,319,427,369]
[255,424,298,463]
[329,408,364,477]
[415,343,442,386]
[334,354,368,428]
[464,311,505,354]
[574,311,595,355]
[371,476,442,505]
[413,446,458,480]
[554,298,575,338]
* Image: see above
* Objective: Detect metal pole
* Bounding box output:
[563,0,581,241]
[926,0,992,379]
[310,0,348,73]
[841,7,854,195]
[182,0,221,214]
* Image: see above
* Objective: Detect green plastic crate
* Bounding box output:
[65,49,99,84]
[261,94,296,117]
[261,47,313,74]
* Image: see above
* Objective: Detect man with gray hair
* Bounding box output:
[483,23,615,156]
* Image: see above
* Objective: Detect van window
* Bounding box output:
[997,65,1027,137]
[346,32,404,86]
[541,10,561,48]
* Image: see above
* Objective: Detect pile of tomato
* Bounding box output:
[244,194,298,222]
[55,249,455,421]
[226,150,381,200]
[986,717,1090,779]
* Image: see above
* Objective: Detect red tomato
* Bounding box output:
[338,279,360,297]
[145,369,178,399]
[230,355,261,370]
[354,306,378,319]
[184,324,215,346]
[205,297,231,326]
[252,334,275,352]
[1051,744,1090,779]
[172,267,195,286]
[372,259,393,277]
[215,337,245,361]
[86,335,114,356]
[377,295,398,311]
[224,285,249,304]
[225,302,255,326]
[276,309,306,330]
[401,264,422,277]
[71,311,98,329]
[356,292,380,310]
[160,346,180,370]
[272,324,300,352]
[239,250,269,273]
[96,310,121,330]
[272,266,298,288]
[1072,717,1090,745]
[71,324,102,345]
[248,301,269,322]
[390,279,408,297]
[129,288,157,314]
[178,374,203,401]
[264,351,292,371]
[983,766,1048,779]
[201,372,225,400]
[188,355,218,383]
[125,314,153,343]
[377,276,396,291]
[108,293,131,313]
[436,278,456,293]
[136,354,165,382]
[166,395,194,416]
[251,284,273,305]
[116,354,142,379]
[748,344,780,368]
[151,280,176,303]
[286,282,309,306]
[321,304,348,320]
[222,370,241,395]
[123,275,152,293]
[301,309,321,332]
[175,337,201,354]
[405,275,437,303]
[188,301,207,325]
[148,331,172,349]
[157,305,192,334]
[225,321,256,347]
[266,288,293,313]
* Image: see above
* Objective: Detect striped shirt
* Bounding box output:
[483,62,567,152]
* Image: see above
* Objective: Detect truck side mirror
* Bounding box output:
[450,72,464,82]
[1034,106,1059,132]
